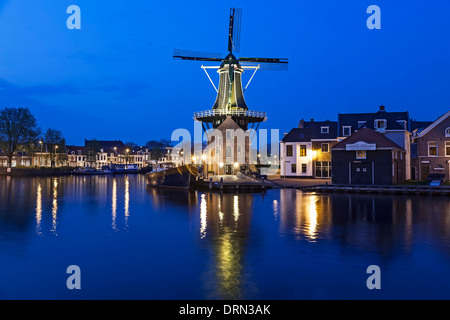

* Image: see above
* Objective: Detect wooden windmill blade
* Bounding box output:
[239,57,289,70]
[228,8,242,54]
[173,49,224,62]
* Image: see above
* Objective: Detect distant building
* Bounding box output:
[413,110,450,181]
[331,128,406,185]
[280,119,338,178]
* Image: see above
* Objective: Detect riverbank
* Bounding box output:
[0,167,73,176]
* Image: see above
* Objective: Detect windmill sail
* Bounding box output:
[173,8,288,130]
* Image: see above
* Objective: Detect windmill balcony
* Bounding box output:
[194,109,266,119]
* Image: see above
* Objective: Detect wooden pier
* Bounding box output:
[194,174,276,192]
[293,184,450,196]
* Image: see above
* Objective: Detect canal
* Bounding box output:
[0,174,449,299]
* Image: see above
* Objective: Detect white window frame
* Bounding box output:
[343,126,352,137]
[321,126,329,134]
[445,141,450,157]
[374,119,387,130]
[445,128,450,138]
[428,141,438,157]
[321,143,330,153]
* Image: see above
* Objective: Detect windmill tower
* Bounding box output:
[173,8,288,174]
[174,8,288,132]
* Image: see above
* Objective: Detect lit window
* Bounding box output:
[299,145,307,157]
[446,141,450,157]
[428,141,438,156]
[321,143,329,153]
[356,150,366,159]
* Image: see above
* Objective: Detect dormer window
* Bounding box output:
[321,126,329,134]
[343,126,351,137]
[374,119,387,130]
[396,120,407,129]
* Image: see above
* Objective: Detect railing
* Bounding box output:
[194,109,266,119]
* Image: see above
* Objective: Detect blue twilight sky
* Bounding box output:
[0,0,449,145]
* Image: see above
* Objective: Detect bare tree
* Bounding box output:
[0,107,40,167]
[44,128,67,168]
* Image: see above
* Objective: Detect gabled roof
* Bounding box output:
[417,110,450,138]
[332,128,404,150]
[360,110,406,130]
[338,106,409,131]
[282,120,338,142]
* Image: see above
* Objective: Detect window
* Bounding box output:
[315,161,331,178]
[343,126,352,137]
[286,145,293,157]
[216,146,221,155]
[428,141,438,156]
[291,164,297,173]
[301,163,307,173]
[226,130,232,140]
[446,128,450,138]
[226,146,232,158]
[321,126,329,134]
[358,121,366,128]
[356,150,366,159]
[321,143,329,153]
[374,119,387,130]
[446,141,450,157]
[299,145,307,157]
[237,145,242,155]
[396,120,407,129]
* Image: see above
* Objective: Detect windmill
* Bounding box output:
[173,8,288,132]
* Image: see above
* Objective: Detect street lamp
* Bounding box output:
[39,140,43,167]
[54,145,59,168]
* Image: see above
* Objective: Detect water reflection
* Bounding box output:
[51,178,58,235]
[278,189,450,256]
[35,183,42,236]
[197,192,254,300]
[124,176,129,229]
[1,175,450,299]
[279,190,332,242]
[112,178,117,231]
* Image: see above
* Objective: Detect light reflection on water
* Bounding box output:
[1,175,450,299]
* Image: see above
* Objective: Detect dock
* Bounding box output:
[293,184,450,195]
[195,174,277,192]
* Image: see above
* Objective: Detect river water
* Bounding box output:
[0,174,449,299]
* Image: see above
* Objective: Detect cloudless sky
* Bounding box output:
[0,0,449,145]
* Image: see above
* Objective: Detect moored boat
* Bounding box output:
[146,165,198,189]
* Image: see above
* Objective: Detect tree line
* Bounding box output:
[0,107,173,168]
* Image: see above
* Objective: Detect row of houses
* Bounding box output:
[0,140,182,170]
[280,106,450,184]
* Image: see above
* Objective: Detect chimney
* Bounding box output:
[298,119,305,128]
[379,105,385,111]
[310,118,314,122]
